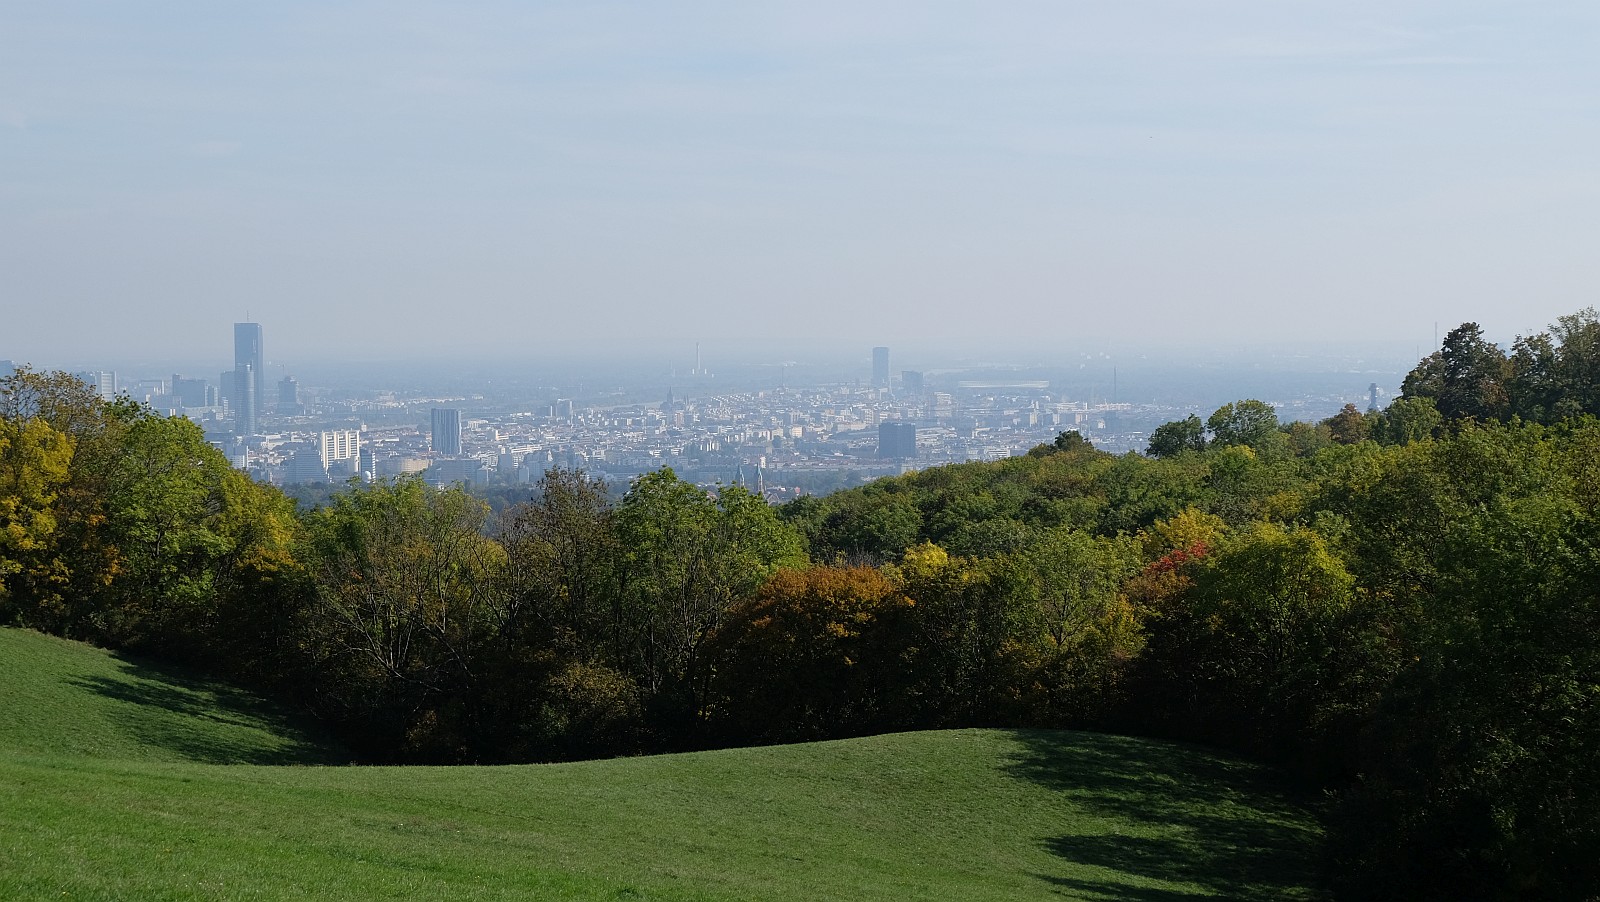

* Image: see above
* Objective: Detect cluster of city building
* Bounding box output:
[11,327,1388,501]
[15,331,1156,499]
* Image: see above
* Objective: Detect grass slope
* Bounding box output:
[0,628,341,765]
[1,628,1327,900]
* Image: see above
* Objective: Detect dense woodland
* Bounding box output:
[5,311,1600,900]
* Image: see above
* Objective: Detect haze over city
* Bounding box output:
[5,2,1599,364]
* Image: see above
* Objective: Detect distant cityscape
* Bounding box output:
[0,323,1400,498]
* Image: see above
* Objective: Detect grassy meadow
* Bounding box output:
[0,627,1328,900]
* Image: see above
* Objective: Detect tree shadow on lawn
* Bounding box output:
[68,653,342,766]
[1003,729,1326,901]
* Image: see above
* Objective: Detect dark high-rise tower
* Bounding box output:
[278,375,303,415]
[171,375,211,409]
[431,407,463,456]
[235,364,257,435]
[234,323,264,434]
[872,346,890,387]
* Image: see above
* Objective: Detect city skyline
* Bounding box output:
[6,315,1405,493]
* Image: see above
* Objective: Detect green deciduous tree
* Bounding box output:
[300,478,506,760]
[1286,420,1333,457]
[1050,429,1095,454]
[1095,453,1208,534]
[821,489,925,562]
[1507,307,1600,423]
[1372,396,1443,445]
[1018,528,1140,648]
[1335,423,1600,899]
[93,414,240,646]
[1325,403,1370,445]
[1000,528,1143,723]
[891,542,1031,725]
[1403,322,1511,422]
[1132,522,1377,765]
[612,469,806,735]
[500,468,619,651]
[1146,414,1207,458]
[1206,400,1280,450]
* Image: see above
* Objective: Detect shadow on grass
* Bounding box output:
[1033,876,1212,902]
[68,654,342,766]
[1003,729,1325,901]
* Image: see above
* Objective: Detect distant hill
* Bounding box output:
[0,627,1326,900]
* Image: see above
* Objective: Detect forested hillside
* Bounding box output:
[5,310,1600,899]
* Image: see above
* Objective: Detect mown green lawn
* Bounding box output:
[0,627,340,766]
[0,628,1327,900]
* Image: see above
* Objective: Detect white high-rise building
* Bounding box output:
[319,429,361,477]
[283,429,361,484]
[74,371,117,401]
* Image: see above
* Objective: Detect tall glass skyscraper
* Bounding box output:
[234,322,264,435]
[431,407,462,456]
[872,346,890,387]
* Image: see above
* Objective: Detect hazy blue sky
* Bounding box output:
[3,2,1598,366]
